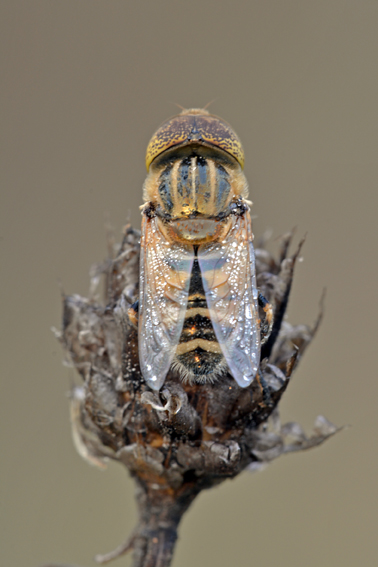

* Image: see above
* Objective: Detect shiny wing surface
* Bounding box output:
[139,215,194,390]
[197,211,260,387]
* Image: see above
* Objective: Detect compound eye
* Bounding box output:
[145,115,190,171]
[145,109,244,171]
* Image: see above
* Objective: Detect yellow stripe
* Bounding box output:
[170,160,181,218]
[184,307,209,318]
[191,156,197,209]
[207,159,217,217]
[176,339,222,355]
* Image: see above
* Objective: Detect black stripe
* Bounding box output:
[215,163,231,209]
[180,306,217,343]
[158,165,174,212]
[179,332,217,344]
[183,314,214,330]
[177,157,192,198]
[180,314,216,343]
[188,258,204,297]
[197,156,208,185]
[196,156,211,203]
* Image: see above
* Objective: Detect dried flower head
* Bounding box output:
[55,225,339,567]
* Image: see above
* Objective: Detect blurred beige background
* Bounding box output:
[1,2,377,566]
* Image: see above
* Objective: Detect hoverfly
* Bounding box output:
[129,108,273,391]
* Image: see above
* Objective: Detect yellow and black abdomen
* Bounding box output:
[173,257,225,382]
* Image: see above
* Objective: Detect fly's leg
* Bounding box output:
[255,370,273,406]
[127,300,139,328]
[256,294,274,405]
[258,292,274,345]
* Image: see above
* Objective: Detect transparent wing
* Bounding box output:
[139,215,194,390]
[197,211,260,387]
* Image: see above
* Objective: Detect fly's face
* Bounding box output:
[136,108,264,391]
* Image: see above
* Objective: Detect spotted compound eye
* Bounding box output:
[145,108,245,171]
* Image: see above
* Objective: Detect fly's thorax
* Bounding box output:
[143,147,248,223]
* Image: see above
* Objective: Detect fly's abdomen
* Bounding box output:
[174,258,224,379]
